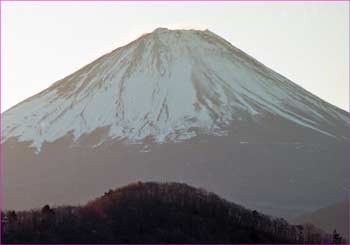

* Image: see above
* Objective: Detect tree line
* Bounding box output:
[1,182,346,244]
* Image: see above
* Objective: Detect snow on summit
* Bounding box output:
[2,28,349,150]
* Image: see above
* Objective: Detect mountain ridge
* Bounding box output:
[2,28,349,151]
[2,182,342,244]
[2,28,348,220]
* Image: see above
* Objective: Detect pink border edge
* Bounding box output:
[347,1,350,244]
[0,0,349,1]
[0,1,349,245]
[1,0,3,244]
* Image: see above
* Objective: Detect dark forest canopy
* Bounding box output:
[1,182,345,244]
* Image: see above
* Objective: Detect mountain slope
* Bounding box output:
[2,28,349,219]
[2,28,348,151]
[1,182,339,244]
[291,201,349,240]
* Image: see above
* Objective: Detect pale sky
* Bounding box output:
[1,1,349,112]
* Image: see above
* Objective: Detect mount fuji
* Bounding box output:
[2,28,349,220]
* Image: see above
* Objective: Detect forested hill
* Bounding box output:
[1,182,345,244]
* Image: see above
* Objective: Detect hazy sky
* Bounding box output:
[1,1,349,112]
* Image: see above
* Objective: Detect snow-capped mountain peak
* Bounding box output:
[2,28,349,151]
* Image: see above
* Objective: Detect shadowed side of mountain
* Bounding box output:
[1,182,343,244]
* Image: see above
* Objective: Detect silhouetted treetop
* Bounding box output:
[2,182,342,244]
